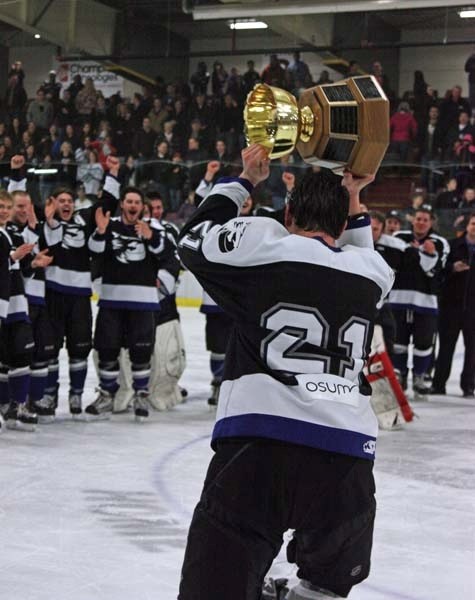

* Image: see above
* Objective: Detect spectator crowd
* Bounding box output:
[1,53,474,220]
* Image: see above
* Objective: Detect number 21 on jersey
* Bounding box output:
[261,302,370,380]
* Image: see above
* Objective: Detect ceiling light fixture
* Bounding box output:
[376,1,394,4]
[34,33,41,39]
[228,19,268,30]
[458,8,475,17]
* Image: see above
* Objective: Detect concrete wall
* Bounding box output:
[8,45,56,97]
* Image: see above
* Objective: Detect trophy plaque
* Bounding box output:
[244,76,389,176]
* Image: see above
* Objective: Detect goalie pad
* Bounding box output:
[366,325,414,430]
[114,320,186,412]
[149,319,186,410]
[92,349,134,413]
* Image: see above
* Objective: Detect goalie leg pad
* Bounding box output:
[149,320,186,410]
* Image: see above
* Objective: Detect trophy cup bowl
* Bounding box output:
[244,76,389,176]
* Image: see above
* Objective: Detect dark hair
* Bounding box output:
[52,186,74,200]
[414,206,434,219]
[120,186,144,203]
[287,170,349,238]
[370,210,385,226]
[146,191,162,202]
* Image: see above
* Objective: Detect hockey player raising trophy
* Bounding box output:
[244,75,389,176]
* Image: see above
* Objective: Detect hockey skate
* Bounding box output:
[413,375,430,401]
[68,393,83,418]
[180,387,188,401]
[207,379,220,409]
[286,581,340,599]
[0,412,4,434]
[133,390,150,422]
[261,577,289,599]
[85,389,113,419]
[394,369,408,391]
[33,394,56,424]
[5,402,37,432]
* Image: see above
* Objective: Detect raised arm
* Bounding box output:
[337,171,375,249]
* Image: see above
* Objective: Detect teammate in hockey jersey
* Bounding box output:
[0,190,37,430]
[114,196,187,413]
[0,212,10,433]
[177,144,394,600]
[86,184,173,420]
[0,224,10,323]
[8,155,55,421]
[370,210,420,356]
[41,156,121,418]
[388,207,449,396]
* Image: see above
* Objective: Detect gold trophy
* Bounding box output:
[244,76,389,176]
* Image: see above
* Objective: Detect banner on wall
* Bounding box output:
[55,60,124,97]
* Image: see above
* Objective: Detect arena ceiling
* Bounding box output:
[0,0,472,54]
[98,1,474,42]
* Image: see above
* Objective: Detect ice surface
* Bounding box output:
[1,307,474,600]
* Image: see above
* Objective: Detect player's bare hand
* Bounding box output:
[342,171,375,197]
[10,154,25,170]
[135,220,152,239]
[453,260,470,272]
[282,171,295,191]
[106,155,120,177]
[32,249,53,268]
[240,144,270,186]
[44,196,57,224]
[95,207,110,234]
[11,243,35,262]
[422,240,436,255]
[27,202,38,229]
[205,160,221,182]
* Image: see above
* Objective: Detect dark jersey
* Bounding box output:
[8,221,47,307]
[374,233,411,272]
[88,216,172,311]
[8,173,47,306]
[0,229,11,320]
[389,229,449,314]
[42,174,119,296]
[155,221,181,325]
[2,224,29,323]
[156,250,181,325]
[178,177,394,461]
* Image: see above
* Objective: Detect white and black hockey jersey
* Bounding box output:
[43,174,120,296]
[0,229,11,320]
[88,217,172,311]
[388,229,449,314]
[178,177,394,461]
[155,220,181,324]
[374,232,419,273]
[1,224,29,323]
[7,221,46,307]
[8,172,47,306]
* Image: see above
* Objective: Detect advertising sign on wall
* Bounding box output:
[56,60,124,97]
